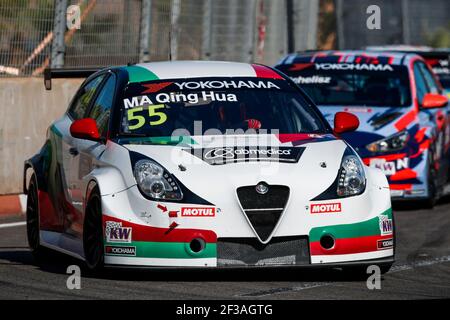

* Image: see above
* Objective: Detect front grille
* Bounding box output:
[237,185,289,242]
[217,236,310,266]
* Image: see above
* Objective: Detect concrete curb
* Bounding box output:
[0,194,27,216]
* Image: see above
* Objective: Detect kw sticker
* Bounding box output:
[379,215,393,235]
[105,221,132,243]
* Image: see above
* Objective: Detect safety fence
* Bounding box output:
[0,0,320,77]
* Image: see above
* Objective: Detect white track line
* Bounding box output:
[237,255,450,297]
[0,221,26,229]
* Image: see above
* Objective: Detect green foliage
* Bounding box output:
[426,23,450,48]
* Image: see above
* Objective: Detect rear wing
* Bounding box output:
[44,67,102,90]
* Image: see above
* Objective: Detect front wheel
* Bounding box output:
[26,174,53,262]
[423,153,438,208]
[83,188,104,271]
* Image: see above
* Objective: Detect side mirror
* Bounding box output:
[334,112,359,134]
[421,93,448,109]
[70,118,101,141]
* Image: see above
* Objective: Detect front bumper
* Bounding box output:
[102,208,395,268]
[104,256,395,270]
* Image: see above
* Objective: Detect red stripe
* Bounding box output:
[390,168,417,181]
[310,234,393,255]
[394,110,417,131]
[288,63,313,71]
[276,133,315,143]
[103,215,217,243]
[252,64,283,79]
[389,184,412,190]
[414,127,427,142]
[363,153,407,165]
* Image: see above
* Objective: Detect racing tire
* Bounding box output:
[423,153,438,209]
[26,174,49,262]
[83,188,104,272]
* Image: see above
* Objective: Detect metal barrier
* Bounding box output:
[0,0,321,77]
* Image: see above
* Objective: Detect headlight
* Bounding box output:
[133,159,183,200]
[366,131,409,153]
[337,155,366,197]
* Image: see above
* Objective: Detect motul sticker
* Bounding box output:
[310,203,342,214]
[377,238,394,250]
[181,207,216,217]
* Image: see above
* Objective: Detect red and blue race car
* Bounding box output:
[276,50,450,206]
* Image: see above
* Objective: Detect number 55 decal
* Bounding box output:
[127,104,168,130]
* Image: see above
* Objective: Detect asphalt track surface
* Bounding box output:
[0,199,449,300]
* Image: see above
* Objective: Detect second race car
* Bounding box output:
[276,50,450,206]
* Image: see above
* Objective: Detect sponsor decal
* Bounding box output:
[426,58,449,75]
[432,67,450,75]
[310,202,342,214]
[315,63,394,72]
[343,107,373,113]
[172,80,280,90]
[186,146,304,165]
[104,245,136,256]
[123,79,281,109]
[377,238,394,250]
[291,75,331,84]
[378,215,393,235]
[370,157,409,176]
[181,207,216,217]
[124,91,237,108]
[105,221,132,243]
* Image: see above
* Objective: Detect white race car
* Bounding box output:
[24,61,394,273]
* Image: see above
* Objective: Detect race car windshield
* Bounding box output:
[278,64,412,107]
[119,77,328,137]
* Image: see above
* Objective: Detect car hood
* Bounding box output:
[120,133,349,202]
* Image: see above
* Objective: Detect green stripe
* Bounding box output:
[126,65,159,83]
[50,124,62,137]
[309,208,392,242]
[105,241,216,259]
[122,135,198,146]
